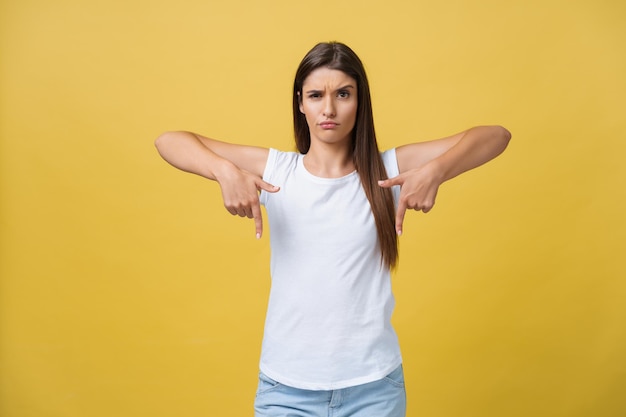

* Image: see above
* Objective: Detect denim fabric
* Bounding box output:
[254,365,406,417]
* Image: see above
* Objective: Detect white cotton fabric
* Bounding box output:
[258,148,402,390]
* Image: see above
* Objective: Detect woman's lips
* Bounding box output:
[319,121,338,129]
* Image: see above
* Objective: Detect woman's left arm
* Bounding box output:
[378,125,511,235]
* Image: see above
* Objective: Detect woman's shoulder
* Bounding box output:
[263,148,300,181]
[267,148,301,167]
[380,148,399,178]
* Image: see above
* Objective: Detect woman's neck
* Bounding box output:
[303,142,355,178]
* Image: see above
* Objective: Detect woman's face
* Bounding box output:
[299,67,358,149]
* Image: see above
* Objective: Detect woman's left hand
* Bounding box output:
[378,162,442,236]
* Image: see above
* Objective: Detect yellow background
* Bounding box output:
[1,0,624,416]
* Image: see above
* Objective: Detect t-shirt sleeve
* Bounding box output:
[381,148,401,206]
[259,148,278,206]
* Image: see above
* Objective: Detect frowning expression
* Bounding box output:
[299,67,358,148]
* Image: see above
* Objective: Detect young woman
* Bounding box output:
[155,42,510,417]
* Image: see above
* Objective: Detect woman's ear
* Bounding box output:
[297,91,304,114]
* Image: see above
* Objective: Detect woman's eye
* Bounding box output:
[338,90,350,98]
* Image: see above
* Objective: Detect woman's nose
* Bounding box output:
[322,97,336,117]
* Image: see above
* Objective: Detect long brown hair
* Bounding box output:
[292,42,398,269]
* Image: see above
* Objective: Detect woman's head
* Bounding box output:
[292,42,399,269]
[293,42,374,154]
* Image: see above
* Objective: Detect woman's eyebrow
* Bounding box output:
[304,84,355,94]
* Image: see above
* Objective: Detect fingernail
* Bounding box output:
[256,233,261,239]
[397,229,402,236]
[378,180,384,185]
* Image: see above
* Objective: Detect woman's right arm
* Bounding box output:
[154,131,279,238]
[154,131,268,179]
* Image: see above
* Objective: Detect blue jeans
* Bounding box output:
[254,365,406,417]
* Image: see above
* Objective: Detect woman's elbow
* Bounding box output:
[155,131,190,156]
[154,131,175,152]
[490,125,511,152]
[502,125,512,141]
[495,125,512,143]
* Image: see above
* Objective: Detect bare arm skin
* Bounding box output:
[378,125,511,235]
[154,131,279,238]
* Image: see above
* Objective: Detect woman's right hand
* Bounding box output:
[155,131,278,238]
[215,161,280,239]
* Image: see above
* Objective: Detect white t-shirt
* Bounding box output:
[259,148,402,390]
